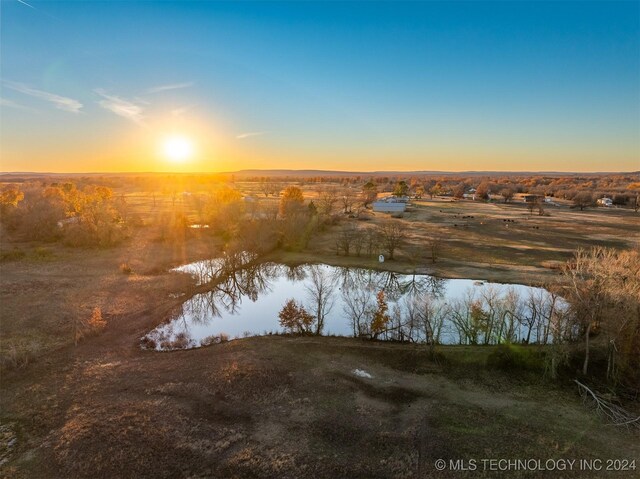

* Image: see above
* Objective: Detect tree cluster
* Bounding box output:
[1,182,130,247]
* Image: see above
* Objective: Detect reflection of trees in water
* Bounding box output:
[153,259,568,349]
[194,261,281,320]
[283,264,307,282]
[378,272,404,301]
[336,268,566,346]
[173,254,283,333]
[338,268,451,340]
[152,259,282,347]
[336,268,448,302]
[303,265,340,335]
[400,274,447,299]
[335,267,378,294]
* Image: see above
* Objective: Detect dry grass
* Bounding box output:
[3,337,638,478]
[1,188,639,478]
[292,197,639,285]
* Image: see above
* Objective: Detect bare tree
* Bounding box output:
[448,295,472,345]
[479,285,502,344]
[527,197,540,216]
[343,286,374,337]
[545,305,572,379]
[453,182,466,199]
[498,288,524,343]
[562,248,608,375]
[500,188,514,203]
[259,180,272,197]
[317,187,339,216]
[402,294,420,342]
[561,247,640,384]
[259,200,280,221]
[364,228,380,257]
[336,223,362,256]
[305,265,338,335]
[415,294,447,345]
[379,220,404,260]
[341,188,356,214]
[573,191,595,211]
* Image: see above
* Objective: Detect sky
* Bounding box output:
[1,0,639,173]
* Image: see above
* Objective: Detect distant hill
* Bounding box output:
[1,169,638,180]
[227,169,638,178]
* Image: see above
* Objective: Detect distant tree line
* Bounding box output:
[0,182,136,247]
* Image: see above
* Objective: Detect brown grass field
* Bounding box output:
[1,188,639,478]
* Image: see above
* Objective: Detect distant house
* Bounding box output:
[597,198,613,207]
[372,202,406,213]
[372,197,407,213]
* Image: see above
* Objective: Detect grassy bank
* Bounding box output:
[2,336,638,478]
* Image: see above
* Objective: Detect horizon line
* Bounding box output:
[1,169,639,176]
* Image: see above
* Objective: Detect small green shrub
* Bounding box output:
[0,249,26,262]
[487,344,545,372]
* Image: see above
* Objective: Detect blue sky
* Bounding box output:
[1,0,639,172]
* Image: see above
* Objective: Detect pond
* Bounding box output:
[142,254,567,351]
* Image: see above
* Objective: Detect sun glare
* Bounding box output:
[163,135,194,163]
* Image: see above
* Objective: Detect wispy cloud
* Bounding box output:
[15,0,61,21]
[236,131,267,140]
[146,82,194,94]
[16,0,36,9]
[3,81,82,113]
[171,106,193,118]
[0,97,29,110]
[95,89,145,125]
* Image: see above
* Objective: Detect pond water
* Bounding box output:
[143,254,567,351]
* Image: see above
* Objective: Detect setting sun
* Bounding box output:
[162,135,194,163]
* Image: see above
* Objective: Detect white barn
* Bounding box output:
[372,200,407,213]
